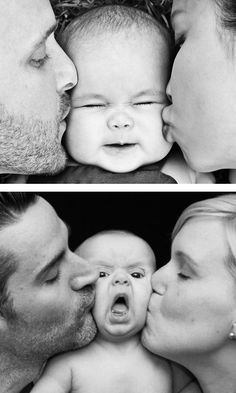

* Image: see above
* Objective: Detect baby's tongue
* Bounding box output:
[112,303,128,314]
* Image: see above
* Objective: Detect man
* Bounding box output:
[0,0,77,182]
[0,193,98,393]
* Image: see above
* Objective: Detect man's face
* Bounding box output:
[0,0,77,175]
[2,197,98,361]
[65,30,172,173]
[142,218,236,365]
[162,0,236,172]
[78,233,155,341]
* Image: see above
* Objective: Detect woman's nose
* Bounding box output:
[107,112,134,131]
[166,80,172,104]
[54,43,78,94]
[151,265,170,295]
[112,271,130,286]
[70,253,99,291]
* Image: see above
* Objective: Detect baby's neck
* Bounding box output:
[95,332,142,353]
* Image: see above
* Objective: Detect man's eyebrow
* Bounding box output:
[30,21,58,52]
[35,220,70,282]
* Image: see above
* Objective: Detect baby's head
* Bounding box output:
[61,5,173,173]
[76,230,156,341]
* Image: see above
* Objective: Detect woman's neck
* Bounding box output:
[178,346,236,393]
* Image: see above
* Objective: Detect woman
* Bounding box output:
[161,0,236,179]
[142,194,236,393]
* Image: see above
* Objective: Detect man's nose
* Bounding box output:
[166,80,172,104]
[112,271,130,286]
[55,44,77,94]
[107,112,134,131]
[70,253,99,291]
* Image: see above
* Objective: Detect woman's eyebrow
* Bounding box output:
[175,250,198,268]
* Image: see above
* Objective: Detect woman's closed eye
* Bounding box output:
[178,271,190,280]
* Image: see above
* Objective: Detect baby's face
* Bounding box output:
[77,233,156,340]
[65,30,172,172]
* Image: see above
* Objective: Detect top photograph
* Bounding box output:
[1,0,235,184]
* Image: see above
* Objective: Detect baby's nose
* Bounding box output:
[112,271,130,286]
[107,112,134,131]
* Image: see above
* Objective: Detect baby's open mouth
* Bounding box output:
[111,294,129,316]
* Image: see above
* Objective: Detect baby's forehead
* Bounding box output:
[68,26,167,58]
[78,232,156,268]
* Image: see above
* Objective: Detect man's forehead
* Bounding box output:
[0,0,56,45]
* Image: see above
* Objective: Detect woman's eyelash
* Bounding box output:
[178,272,190,280]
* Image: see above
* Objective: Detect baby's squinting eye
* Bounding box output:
[131,272,144,278]
[82,104,106,109]
[134,102,156,106]
[99,271,109,278]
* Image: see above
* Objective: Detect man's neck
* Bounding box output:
[0,352,43,393]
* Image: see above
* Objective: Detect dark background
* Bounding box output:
[39,191,227,268]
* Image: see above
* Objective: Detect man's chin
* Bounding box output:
[75,313,97,349]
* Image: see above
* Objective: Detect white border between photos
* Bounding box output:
[1,184,236,192]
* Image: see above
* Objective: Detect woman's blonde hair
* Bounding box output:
[172,194,236,278]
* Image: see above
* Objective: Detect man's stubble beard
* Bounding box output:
[0,93,71,175]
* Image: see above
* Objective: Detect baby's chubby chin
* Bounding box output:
[98,143,173,173]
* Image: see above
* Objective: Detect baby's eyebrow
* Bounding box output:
[73,93,105,102]
[133,89,167,101]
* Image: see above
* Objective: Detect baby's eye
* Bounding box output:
[82,104,106,108]
[99,271,109,278]
[131,272,144,278]
[134,101,155,106]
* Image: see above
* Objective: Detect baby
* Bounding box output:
[31,231,170,392]
[31,230,200,393]
[34,5,214,184]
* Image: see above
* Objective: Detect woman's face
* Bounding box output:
[142,217,236,364]
[162,0,236,172]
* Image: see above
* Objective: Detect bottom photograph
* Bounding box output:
[1,191,235,393]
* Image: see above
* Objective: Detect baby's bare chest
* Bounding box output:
[72,356,171,393]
